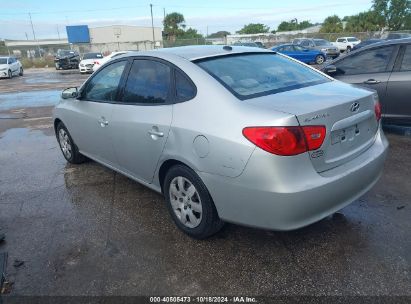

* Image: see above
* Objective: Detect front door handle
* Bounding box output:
[98,117,109,127]
[363,79,381,84]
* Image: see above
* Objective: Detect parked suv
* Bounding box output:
[55,49,80,70]
[293,38,340,59]
[321,38,411,125]
[0,56,23,78]
[333,37,361,53]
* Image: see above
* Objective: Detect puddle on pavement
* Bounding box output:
[0,90,60,111]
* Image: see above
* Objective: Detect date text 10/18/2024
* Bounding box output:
[149,296,257,303]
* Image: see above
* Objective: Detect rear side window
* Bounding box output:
[334,45,395,75]
[400,45,411,71]
[196,53,329,100]
[175,70,196,102]
[123,59,171,104]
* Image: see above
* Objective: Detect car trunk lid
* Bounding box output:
[245,81,379,172]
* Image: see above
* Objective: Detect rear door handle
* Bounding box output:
[98,117,109,127]
[148,130,164,137]
[363,79,381,84]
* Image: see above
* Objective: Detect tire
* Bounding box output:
[346,46,351,53]
[315,54,325,65]
[56,122,86,164]
[19,67,23,76]
[7,70,12,79]
[164,164,224,239]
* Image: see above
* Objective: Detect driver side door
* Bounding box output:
[64,60,128,165]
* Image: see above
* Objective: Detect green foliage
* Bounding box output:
[345,10,384,31]
[179,28,203,39]
[372,0,411,30]
[163,12,186,39]
[277,20,314,32]
[320,15,344,33]
[237,23,270,34]
[207,31,230,38]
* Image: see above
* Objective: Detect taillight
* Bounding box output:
[375,101,382,122]
[301,126,326,150]
[242,126,326,156]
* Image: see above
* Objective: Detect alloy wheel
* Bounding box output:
[58,128,72,159]
[169,176,203,228]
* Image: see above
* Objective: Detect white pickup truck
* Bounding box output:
[332,37,361,53]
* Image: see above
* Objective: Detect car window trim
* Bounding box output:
[194,52,330,101]
[173,67,197,103]
[114,56,197,106]
[394,44,411,72]
[78,59,130,103]
[116,57,174,106]
[332,44,400,76]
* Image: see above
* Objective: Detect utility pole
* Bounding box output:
[57,25,60,40]
[150,4,155,46]
[163,8,166,21]
[29,13,42,58]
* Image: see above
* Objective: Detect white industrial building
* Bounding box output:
[4,25,163,57]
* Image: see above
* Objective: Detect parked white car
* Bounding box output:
[92,51,131,72]
[333,37,361,53]
[0,56,23,78]
[79,52,103,74]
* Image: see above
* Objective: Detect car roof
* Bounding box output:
[358,37,411,51]
[131,45,270,61]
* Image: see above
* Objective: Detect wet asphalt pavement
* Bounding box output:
[0,69,410,297]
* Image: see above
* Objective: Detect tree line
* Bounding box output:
[163,0,410,40]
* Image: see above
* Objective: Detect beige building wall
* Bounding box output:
[89,25,162,44]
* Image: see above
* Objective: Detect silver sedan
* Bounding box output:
[53,45,388,238]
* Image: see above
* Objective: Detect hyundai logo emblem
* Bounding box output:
[350,102,360,112]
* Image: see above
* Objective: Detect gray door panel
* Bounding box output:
[109,105,172,183]
[334,73,390,111]
[65,101,116,164]
[385,71,411,123]
[108,58,173,183]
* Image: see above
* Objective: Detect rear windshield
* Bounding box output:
[83,53,103,59]
[195,53,330,100]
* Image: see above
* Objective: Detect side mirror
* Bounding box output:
[324,65,337,75]
[61,87,78,99]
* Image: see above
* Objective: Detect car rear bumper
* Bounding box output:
[199,127,388,231]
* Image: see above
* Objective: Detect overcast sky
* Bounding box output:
[1,0,373,40]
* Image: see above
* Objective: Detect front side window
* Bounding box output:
[400,45,411,71]
[301,40,310,47]
[122,59,171,104]
[293,45,307,51]
[334,45,395,75]
[196,53,330,100]
[83,60,127,101]
[282,45,294,52]
[347,38,358,42]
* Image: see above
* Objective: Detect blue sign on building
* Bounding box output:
[66,25,90,43]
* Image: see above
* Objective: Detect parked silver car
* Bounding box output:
[53,46,388,238]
